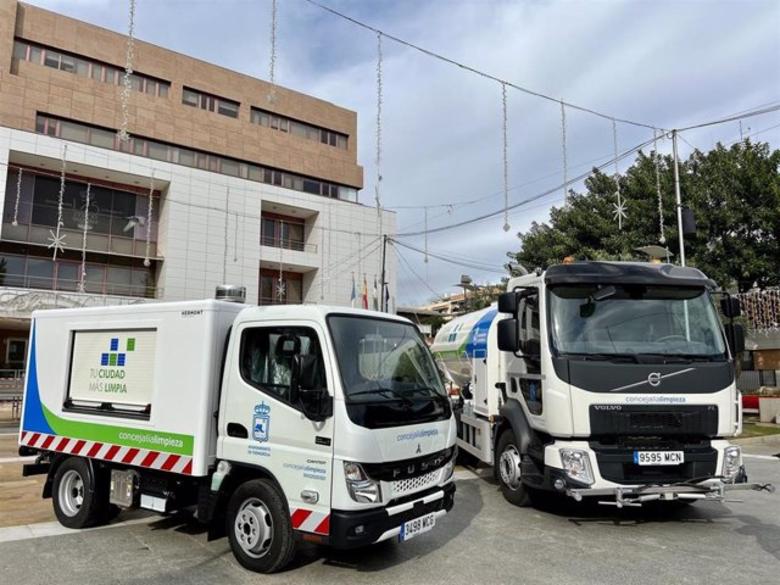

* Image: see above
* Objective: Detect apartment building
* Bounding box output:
[0,0,394,373]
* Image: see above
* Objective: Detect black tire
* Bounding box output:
[226,479,297,573]
[496,429,532,507]
[52,457,106,529]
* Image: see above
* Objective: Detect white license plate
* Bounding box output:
[633,451,684,466]
[399,512,436,542]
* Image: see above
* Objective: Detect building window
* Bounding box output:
[35,114,358,204]
[250,107,348,150]
[259,270,303,305]
[261,214,305,251]
[182,86,239,118]
[0,251,155,298]
[12,39,170,97]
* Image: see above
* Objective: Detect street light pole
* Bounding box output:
[380,234,388,311]
[672,129,686,267]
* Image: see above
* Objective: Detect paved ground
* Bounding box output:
[0,444,778,585]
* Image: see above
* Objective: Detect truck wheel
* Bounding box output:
[52,457,105,529]
[496,430,531,507]
[226,479,296,573]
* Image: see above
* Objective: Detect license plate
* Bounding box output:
[399,512,436,542]
[633,451,684,466]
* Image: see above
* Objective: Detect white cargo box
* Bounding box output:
[19,300,243,477]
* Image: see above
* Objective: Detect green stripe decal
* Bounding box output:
[43,406,193,456]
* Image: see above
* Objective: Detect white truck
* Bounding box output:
[432,261,773,507]
[18,286,456,573]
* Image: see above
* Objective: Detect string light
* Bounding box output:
[222,187,230,282]
[233,211,239,263]
[118,0,136,142]
[12,167,21,226]
[374,32,383,209]
[276,220,285,301]
[654,128,666,244]
[501,82,510,232]
[47,144,68,260]
[143,172,154,267]
[612,118,626,230]
[78,183,91,293]
[267,0,278,103]
[560,99,568,204]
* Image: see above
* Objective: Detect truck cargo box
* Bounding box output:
[19,300,243,476]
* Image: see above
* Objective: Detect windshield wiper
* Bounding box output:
[636,353,723,363]
[561,352,639,363]
[348,387,414,405]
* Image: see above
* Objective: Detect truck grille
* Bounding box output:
[589,405,718,437]
[390,469,442,498]
[591,441,717,485]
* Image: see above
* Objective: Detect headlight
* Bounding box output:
[442,452,456,483]
[343,461,382,503]
[560,448,594,485]
[722,446,742,481]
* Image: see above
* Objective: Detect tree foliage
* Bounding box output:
[510,140,780,292]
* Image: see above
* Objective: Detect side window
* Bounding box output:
[239,326,326,407]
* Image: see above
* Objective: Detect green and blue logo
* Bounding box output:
[100,337,136,368]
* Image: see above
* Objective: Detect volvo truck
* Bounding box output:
[19,287,456,572]
[432,261,773,507]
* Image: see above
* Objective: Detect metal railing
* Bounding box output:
[0,273,160,299]
[0,370,24,421]
[260,236,317,253]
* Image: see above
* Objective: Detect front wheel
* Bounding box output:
[496,430,532,507]
[52,457,106,528]
[226,479,297,573]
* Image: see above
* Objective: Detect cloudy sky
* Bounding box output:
[28,0,780,305]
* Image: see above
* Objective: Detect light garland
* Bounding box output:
[47,144,68,261]
[143,172,154,268]
[501,82,510,232]
[276,220,285,302]
[267,0,278,103]
[612,118,626,230]
[11,167,21,226]
[654,128,666,243]
[737,289,780,332]
[374,31,383,210]
[118,0,136,142]
[222,187,230,283]
[560,99,568,204]
[78,183,91,293]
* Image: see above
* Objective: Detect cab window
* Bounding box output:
[239,326,326,406]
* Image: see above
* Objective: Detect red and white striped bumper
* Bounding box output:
[20,431,193,475]
[290,507,330,535]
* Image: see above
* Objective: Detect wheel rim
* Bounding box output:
[58,469,85,517]
[499,444,523,491]
[234,497,274,559]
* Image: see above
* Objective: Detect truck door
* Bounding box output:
[507,290,544,418]
[218,321,335,534]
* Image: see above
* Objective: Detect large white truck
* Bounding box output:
[432,261,773,507]
[18,287,456,572]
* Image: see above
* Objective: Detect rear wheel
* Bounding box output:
[496,430,532,507]
[226,479,296,573]
[52,457,107,529]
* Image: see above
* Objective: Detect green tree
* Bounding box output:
[510,140,780,292]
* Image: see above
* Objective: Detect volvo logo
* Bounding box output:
[647,372,662,387]
[608,367,696,392]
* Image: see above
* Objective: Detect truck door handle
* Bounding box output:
[227,423,248,438]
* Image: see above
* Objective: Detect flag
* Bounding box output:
[372,276,379,310]
[362,275,369,309]
[350,273,356,308]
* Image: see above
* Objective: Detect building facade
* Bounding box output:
[0,0,394,374]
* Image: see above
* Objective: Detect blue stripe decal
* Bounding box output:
[21,322,55,435]
[464,308,498,359]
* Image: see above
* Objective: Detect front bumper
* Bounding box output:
[328,482,456,548]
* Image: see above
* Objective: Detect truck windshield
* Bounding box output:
[328,315,450,428]
[548,285,727,359]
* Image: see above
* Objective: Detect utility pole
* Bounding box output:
[672,129,686,267]
[380,234,388,311]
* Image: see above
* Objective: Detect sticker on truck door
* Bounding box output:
[252,403,271,442]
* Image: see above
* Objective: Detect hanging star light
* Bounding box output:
[78,183,92,293]
[118,0,136,142]
[266,0,278,103]
[48,145,68,261]
[276,220,285,301]
[611,118,625,230]
[653,128,666,243]
[143,172,154,267]
[613,197,628,226]
[12,167,22,226]
[560,99,568,204]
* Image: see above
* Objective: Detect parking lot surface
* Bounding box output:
[0,449,778,585]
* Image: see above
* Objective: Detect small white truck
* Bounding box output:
[432,261,773,508]
[18,286,456,573]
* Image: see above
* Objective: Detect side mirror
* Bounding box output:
[461,382,473,401]
[497,318,520,352]
[293,354,332,422]
[498,292,518,315]
[721,297,741,318]
[724,323,745,356]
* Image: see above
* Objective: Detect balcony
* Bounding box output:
[259,235,317,254]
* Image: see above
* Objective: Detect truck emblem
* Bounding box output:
[608,368,695,392]
[252,403,271,442]
[416,443,422,454]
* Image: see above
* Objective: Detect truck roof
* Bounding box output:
[235,304,412,324]
[544,261,716,288]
